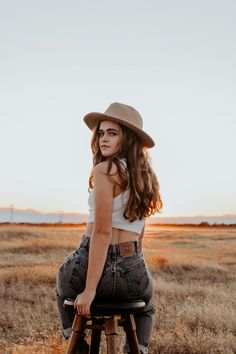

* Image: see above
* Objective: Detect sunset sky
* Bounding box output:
[1,0,235,217]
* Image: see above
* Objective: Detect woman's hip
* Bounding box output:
[56,235,153,302]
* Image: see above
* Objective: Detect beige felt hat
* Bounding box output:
[83,102,155,148]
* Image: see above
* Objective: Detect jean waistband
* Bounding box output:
[79,235,139,258]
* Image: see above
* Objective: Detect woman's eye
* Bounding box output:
[98,131,117,137]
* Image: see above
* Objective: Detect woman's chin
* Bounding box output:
[101,152,112,157]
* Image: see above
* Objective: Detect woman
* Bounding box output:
[56,102,162,354]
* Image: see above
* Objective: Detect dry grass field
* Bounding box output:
[0,223,236,354]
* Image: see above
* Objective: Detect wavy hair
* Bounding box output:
[89,122,163,221]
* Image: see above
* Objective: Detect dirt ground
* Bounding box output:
[0,223,235,353]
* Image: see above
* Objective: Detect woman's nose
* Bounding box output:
[101,133,109,141]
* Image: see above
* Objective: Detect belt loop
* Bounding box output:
[86,236,90,251]
[82,235,89,251]
[135,240,139,253]
[111,244,117,259]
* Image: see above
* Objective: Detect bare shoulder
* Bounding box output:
[93,161,118,176]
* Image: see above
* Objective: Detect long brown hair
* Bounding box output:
[89,122,163,221]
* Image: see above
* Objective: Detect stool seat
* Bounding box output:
[90,299,146,316]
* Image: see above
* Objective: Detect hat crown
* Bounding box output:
[104,102,143,129]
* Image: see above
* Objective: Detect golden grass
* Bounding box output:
[3,336,67,354]
[0,223,236,353]
[0,264,58,285]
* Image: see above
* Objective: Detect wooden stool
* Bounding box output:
[65,300,146,354]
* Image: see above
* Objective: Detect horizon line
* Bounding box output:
[0,206,235,219]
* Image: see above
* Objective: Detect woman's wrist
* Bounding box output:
[84,286,97,293]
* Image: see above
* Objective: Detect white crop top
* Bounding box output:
[88,189,145,234]
[88,159,145,235]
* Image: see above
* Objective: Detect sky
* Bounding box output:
[1,0,236,217]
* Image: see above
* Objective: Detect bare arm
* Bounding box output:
[74,162,115,315]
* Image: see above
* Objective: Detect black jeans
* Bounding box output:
[56,235,155,353]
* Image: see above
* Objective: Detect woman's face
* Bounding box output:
[98,120,122,157]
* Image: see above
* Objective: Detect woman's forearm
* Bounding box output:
[85,232,112,291]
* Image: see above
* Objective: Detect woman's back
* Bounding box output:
[86,157,144,243]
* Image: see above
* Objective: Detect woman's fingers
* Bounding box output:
[75,301,90,316]
[84,305,91,316]
[74,290,95,316]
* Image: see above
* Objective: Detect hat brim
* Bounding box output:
[83,112,155,148]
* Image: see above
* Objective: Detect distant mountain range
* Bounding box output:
[148,215,236,225]
[0,207,88,224]
[0,207,236,225]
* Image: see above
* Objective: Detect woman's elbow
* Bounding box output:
[92,225,112,242]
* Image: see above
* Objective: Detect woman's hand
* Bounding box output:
[74,289,96,317]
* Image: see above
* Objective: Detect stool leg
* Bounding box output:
[66,314,87,354]
[123,314,140,354]
[105,317,118,354]
[90,318,103,354]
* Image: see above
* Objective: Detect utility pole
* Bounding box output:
[58,211,64,224]
[10,204,14,223]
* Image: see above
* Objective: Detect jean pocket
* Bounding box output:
[69,249,88,294]
[121,257,149,299]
